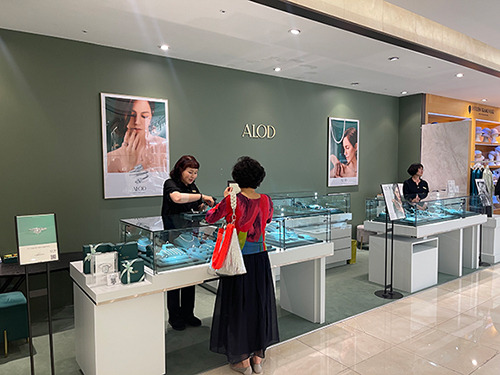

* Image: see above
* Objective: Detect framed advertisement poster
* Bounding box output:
[328,117,359,187]
[15,213,59,265]
[381,184,406,221]
[101,93,169,199]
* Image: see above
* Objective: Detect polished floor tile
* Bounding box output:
[264,339,347,374]
[352,347,461,375]
[203,264,500,375]
[399,328,497,374]
[298,323,391,367]
[436,312,500,351]
[342,309,430,344]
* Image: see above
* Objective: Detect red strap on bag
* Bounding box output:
[211,223,235,269]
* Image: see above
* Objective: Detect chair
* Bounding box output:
[0,291,29,356]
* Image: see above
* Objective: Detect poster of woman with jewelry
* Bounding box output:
[328,117,359,187]
[101,93,169,198]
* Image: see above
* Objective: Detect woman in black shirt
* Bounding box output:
[161,155,214,330]
[403,163,429,203]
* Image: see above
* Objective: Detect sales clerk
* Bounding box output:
[403,163,429,203]
[161,155,214,331]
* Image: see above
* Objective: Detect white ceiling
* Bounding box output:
[1,0,500,107]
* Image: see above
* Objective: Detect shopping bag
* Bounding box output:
[215,225,246,276]
[211,223,235,269]
[208,190,246,276]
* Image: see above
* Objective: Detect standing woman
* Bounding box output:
[161,155,214,331]
[403,163,429,202]
[206,156,279,375]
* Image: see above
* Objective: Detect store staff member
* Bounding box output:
[161,155,214,330]
[403,163,429,203]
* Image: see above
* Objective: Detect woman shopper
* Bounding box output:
[205,156,279,375]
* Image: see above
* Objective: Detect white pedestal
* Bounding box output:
[364,215,486,276]
[369,234,438,293]
[482,215,500,264]
[74,284,165,375]
[269,241,333,324]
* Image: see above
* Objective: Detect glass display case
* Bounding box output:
[120,193,351,273]
[266,192,351,249]
[365,195,483,227]
[270,192,351,219]
[120,215,222,274]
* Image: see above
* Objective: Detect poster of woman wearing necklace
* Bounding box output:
[328,117,359,187]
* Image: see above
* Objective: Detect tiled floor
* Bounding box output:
[201,263,500,375]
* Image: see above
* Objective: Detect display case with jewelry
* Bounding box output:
[267,192,352,264]
[365,195,482,227]
[120,216,222,274]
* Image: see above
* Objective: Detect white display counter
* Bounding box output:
[70,241,333,375]
[369,234,438,293]
[364,214,486,277]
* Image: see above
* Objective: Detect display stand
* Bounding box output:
[374,210,403,300]
[15,213,60,375]
[374,184,405,300]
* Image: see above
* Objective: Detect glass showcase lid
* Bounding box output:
[365,195,483,227]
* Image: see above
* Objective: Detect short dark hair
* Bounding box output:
[407,163,423,176]
[232,156,266,189]
[170,155,200,181]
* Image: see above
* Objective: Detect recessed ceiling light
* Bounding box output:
[350,82,359,86]
[289,29,301,35]
[456,73,464,78]
[482,98,488,102]
[82,30,88,34]
[220,9,226,14]
[159,44,169,51]
[401,91,408,95]
[273,67,281,72]
[388,56,399,61]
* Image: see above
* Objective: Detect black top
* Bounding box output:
[161,178,202,229]
[403,178,429,201]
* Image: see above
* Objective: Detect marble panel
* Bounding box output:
[421,120,471,196]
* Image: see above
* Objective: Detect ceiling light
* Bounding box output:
[350,82,359,86]
[388,56,399,61]
[401,91,408,95]
[456,73,464,78]
[273,67,281,72]
[289,29,301,35]
[159,44,169,51]
[482,98,488,102]
[220,9,226,14]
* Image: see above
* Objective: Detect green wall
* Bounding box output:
[398,94,425,181]
[0,28,407,255]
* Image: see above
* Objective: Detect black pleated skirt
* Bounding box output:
[209,251,280,364]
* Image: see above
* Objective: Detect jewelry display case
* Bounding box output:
[120,215,221,274]
[365,195,481,227]
[364,195,487,277]
[268,192,352,265]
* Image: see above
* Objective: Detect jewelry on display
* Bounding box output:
[330,120,346,144]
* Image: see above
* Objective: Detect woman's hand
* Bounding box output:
[223,186,232,197]
[330,154,341,177]
[116,129,146,171]
[202,195,215,207]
